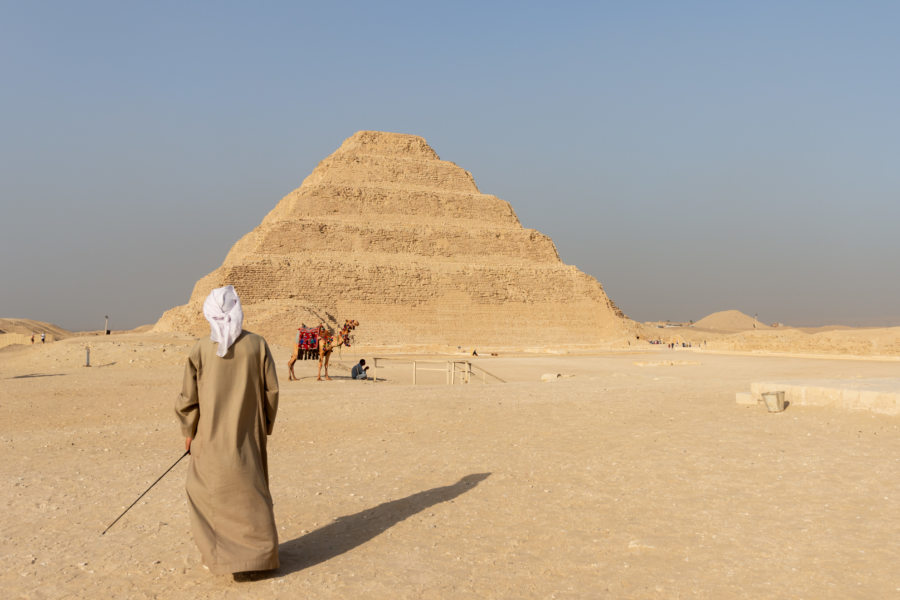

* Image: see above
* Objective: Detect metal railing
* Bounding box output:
[371,357,506,384]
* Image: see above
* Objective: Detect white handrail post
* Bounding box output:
[413,361,417,385]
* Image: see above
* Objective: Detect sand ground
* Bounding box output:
[1,334,898,599]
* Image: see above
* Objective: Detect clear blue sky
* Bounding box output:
[2,1,898,331]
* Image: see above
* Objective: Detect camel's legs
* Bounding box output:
[317,353,332,380]
[317,346,329,381]
[288,347,299,380]
[316,339,323,380]
[322,352,332,380]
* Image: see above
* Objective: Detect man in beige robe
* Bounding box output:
[175,285,280,575]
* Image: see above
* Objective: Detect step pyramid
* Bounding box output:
[155,131,633,350]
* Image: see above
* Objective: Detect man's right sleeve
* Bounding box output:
[174,345,201,438]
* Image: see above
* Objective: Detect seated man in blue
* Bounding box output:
[351,359,369,380]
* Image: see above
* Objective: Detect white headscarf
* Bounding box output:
[203,285,244,357]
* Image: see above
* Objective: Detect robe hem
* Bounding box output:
[205,556,279,575]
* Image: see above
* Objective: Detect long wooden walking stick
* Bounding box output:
[101,450,189,536]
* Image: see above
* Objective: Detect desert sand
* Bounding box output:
[2,332,899,599]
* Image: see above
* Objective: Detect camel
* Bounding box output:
[288,319,359,381]
[317,320,359,381]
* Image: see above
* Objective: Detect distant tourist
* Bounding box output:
[31,333,34,344]
[41,332,45,344]
[174,285,280,577]
[351,359,369,380]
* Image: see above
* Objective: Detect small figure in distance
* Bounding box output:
[31,333,35,344]
[351,359,369,380]
[472,349,478,357]
[41,332,45,344]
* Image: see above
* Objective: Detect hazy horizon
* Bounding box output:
[2,2,899,332]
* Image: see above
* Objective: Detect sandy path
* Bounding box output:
[1,337,898,598]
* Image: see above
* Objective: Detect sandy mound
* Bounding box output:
[637,319,900,358]
[693,310,769,332]
[707,325,900,357]
[0,318,72,349]
[0,318,71,338]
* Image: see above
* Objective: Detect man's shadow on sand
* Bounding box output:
[276,472,490,575]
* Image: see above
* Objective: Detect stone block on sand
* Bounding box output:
[750,378,900,416]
